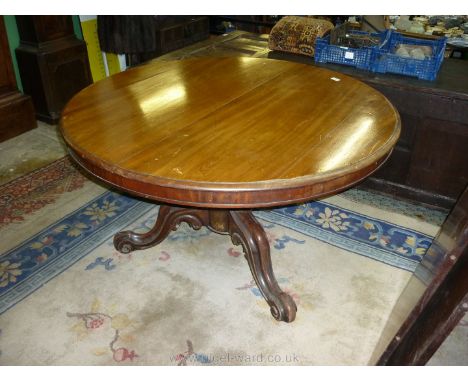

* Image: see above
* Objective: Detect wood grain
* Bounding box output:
[60,57,400,207]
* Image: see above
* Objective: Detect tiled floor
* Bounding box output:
[0,122,465,365]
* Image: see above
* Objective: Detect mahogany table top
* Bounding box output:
[60,57,400,208]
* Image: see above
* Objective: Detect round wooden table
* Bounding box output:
[60,57,400,323]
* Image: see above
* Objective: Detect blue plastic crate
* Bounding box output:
[314,30,390,70]
[370,31,447,81]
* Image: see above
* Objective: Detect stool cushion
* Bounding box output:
[269,16,334,57]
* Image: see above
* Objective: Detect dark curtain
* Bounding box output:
[96,16,203,66]
[97,16,163,54]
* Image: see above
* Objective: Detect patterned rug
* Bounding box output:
[0,157,442,365]
[0,156,87,229]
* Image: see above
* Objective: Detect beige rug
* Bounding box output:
[0,157,442,365]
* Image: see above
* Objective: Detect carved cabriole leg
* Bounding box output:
[113,205,297,322]
[226,210,297,323]
[114,205,210,253]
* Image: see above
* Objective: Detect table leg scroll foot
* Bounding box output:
[114,206,296,322]
[228,211,297,323]
[114,205,209,253]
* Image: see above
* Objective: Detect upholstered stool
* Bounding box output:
[269,16,334,57]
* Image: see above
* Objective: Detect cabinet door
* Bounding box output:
[407,118,468,200]
[0,17,37,142]
[0,17,17,93]
[15,15,74,44]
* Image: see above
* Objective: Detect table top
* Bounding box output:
[60,57,400,208]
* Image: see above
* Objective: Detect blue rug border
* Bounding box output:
[256,211,418,272]
[1,191,435,315]
[0,191,154,314]
[294,199,435,239]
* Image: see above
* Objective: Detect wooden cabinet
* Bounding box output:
[0,17,36,142]
[209,16,282,34]
[156,17,209,55]
[357,63,468,210]
[267,49,468,210]
[15,16,92,124]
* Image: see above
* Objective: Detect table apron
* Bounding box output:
[68,148,391,209]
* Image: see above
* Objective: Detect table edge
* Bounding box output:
[67,146,393,208]
[59,56,402,207]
